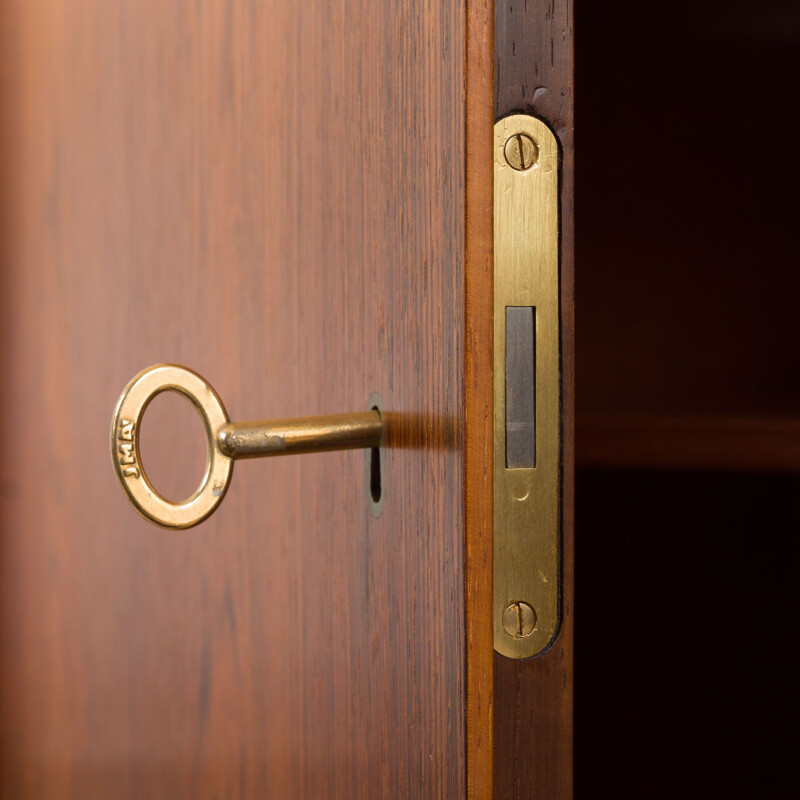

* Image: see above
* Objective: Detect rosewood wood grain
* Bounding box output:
[465,0,495,797]
[0,2,468,797]
[493,1,574,797]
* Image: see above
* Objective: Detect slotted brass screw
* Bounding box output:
[504,133,538,171]
[502,601,537,638]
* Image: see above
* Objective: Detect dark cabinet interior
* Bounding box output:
[576,1,798,795]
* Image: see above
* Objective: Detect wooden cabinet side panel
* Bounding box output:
[493,1,574,797]
[465,1,495,798]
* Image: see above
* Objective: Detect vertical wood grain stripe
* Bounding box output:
[465,2,495,797]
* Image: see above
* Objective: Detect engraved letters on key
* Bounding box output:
[117,419,139,479]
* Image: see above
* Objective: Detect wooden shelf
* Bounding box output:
[576,415,800,473]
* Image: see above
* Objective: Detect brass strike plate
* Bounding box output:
[493,115,561,659]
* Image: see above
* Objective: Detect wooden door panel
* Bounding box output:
[0,2,467,797]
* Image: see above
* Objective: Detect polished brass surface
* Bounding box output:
[503,132,538,171]
[501,602,537,639]
[217,413,382,458]
[111,364,233,530]
[494,115,561,658]
[111,364,384,529]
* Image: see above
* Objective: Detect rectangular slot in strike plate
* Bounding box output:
[494,115,561,659]
[505,306,536,469]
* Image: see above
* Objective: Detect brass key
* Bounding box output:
[111,364,384,529]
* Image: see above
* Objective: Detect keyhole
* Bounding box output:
[369,444,381,504]
[367,393,385,517]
